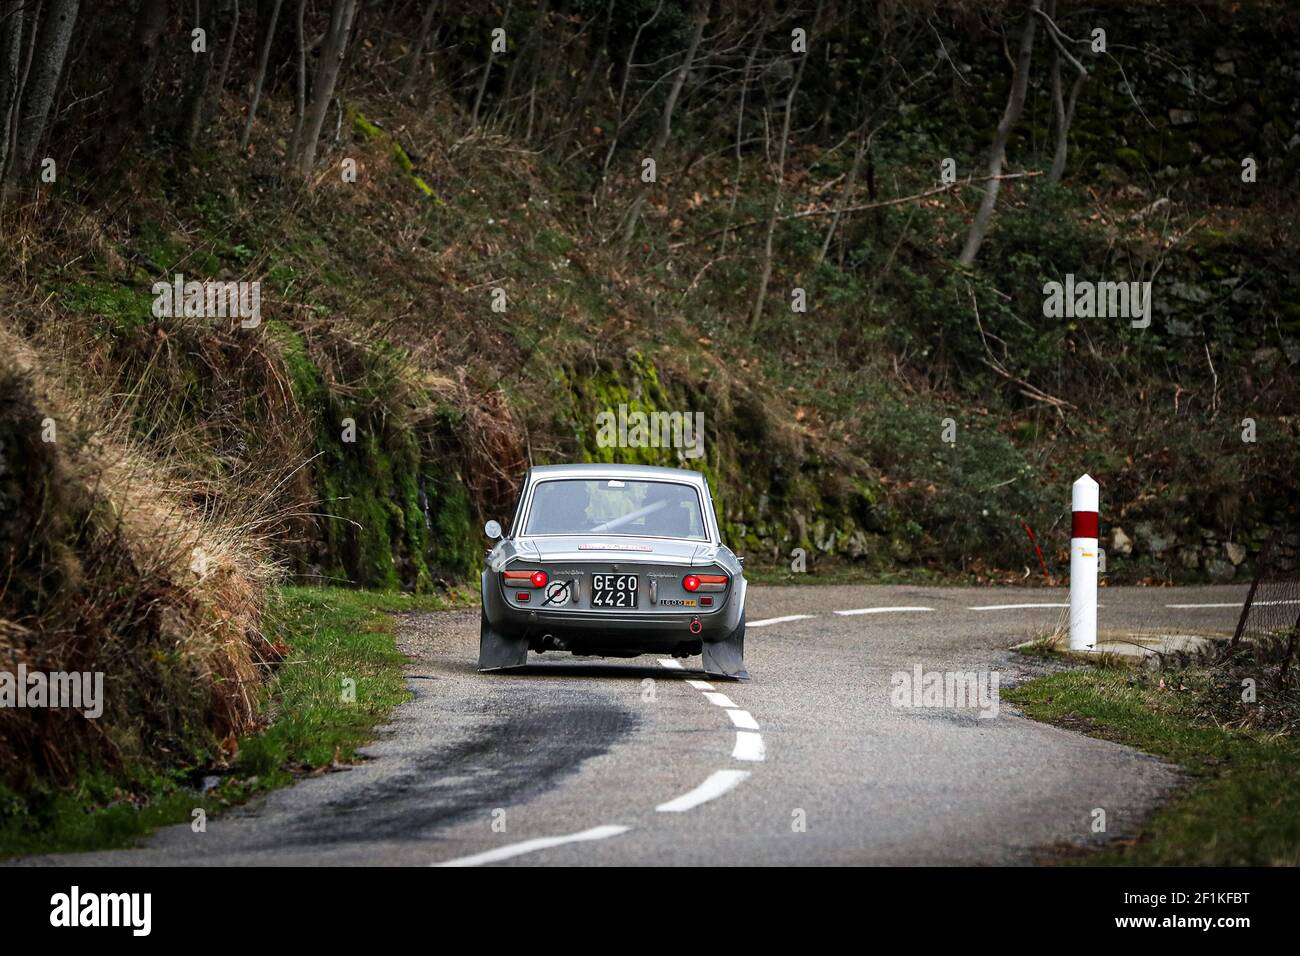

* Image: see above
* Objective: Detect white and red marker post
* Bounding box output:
[1070,474,1100,651]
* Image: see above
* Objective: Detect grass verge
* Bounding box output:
[0,585,470,859]
[1005,664,1300,865]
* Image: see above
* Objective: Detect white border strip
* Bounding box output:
[748,614,815,628]
[1166,600,1300,609]
[834,606,933,616]
[968,603,1070,611]
[656,770,751,812]
[725,709,760,730]
[732,731,766,762]
[433,825,630,867]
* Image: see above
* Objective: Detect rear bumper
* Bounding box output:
[482,569,744,644]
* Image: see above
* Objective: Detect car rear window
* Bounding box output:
[524,479,708,539]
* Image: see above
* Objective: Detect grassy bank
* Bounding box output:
[0,586,466,859]
[1005,663,1300,865]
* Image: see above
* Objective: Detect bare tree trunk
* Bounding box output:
[240,0,283,151]
[719,29,762,254]
[1,0,39,187]
[289,0,306,161]
[0,0,24,181]
[470,0,510,129]
[597,0,662,202]
[957,0,1039,267]
[1042,1,1085,184]
[817,125,870,267]
[550,0,612,159]
[619,4,706,258]
[293,0,357,176]
[210,0,240,118]
[11,0,78,177]
[177,0,213,150]
[95,0,168,168]
[749,22,812,332]
[397,0,438,102]
[501,0,546,129]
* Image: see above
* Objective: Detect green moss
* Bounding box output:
[349,106,434,198]
[62,281,155,334]
[267,320,327,407]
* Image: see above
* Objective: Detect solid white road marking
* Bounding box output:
[433,825,630,867]
[834,606,933,616]
[725,709,760,730]
[1166,600,1300,609]
[968,603,1071,611]
[748,614,815,628]
[657,659,685,669]
[732,731,766,762]
[686,679,714,690]
[656,769,751,812]
[703,691,737,708]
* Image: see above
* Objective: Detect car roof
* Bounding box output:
[527,463,707,486]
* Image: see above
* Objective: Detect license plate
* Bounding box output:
[590,574,638,609]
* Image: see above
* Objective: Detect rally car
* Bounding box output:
[478,464,749,679]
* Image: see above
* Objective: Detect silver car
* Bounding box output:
[479,464,749,679]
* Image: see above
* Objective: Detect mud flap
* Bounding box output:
[478,612,529,671]
[701,614,749,680]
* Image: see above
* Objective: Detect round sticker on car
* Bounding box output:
[544,581,571,606]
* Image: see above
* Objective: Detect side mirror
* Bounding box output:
[484,519,503,540]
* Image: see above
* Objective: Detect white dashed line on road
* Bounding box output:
[1165,600,1298,609]
[656,770,751,813]
[967,603,1071,611]
[732,731,766,762]
[433,825,631,867]
[725,709,760,731]
[834,606,933,616]
[686,679,714,690]
[657,659,685,669]
[702,691,737,708]
[747,614,815,628]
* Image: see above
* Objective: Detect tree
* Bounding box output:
[470,0,511,129]
[597,0,663,202]
[549,0,613,160]
[750,3,821,331]
[177,0,214,151]
[11,0,79,177]
[209,0,240,122]
[288,0,306,161]
[397,0,439,103]
[957,0,1040,267]
[292,0,358,176]
[0,0,25,181]
[96,0,169,168]
[1039,0,1086,184]
[619,2,707,258]
[240,0,283,151]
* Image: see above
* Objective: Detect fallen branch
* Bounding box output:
[671,170,1044,249]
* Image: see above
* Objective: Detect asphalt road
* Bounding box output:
[24,583,1257,866]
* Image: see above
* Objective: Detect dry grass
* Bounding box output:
[0,322,281,790]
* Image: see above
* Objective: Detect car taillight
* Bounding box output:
[503,569,547,588]
[685,573,727,593]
